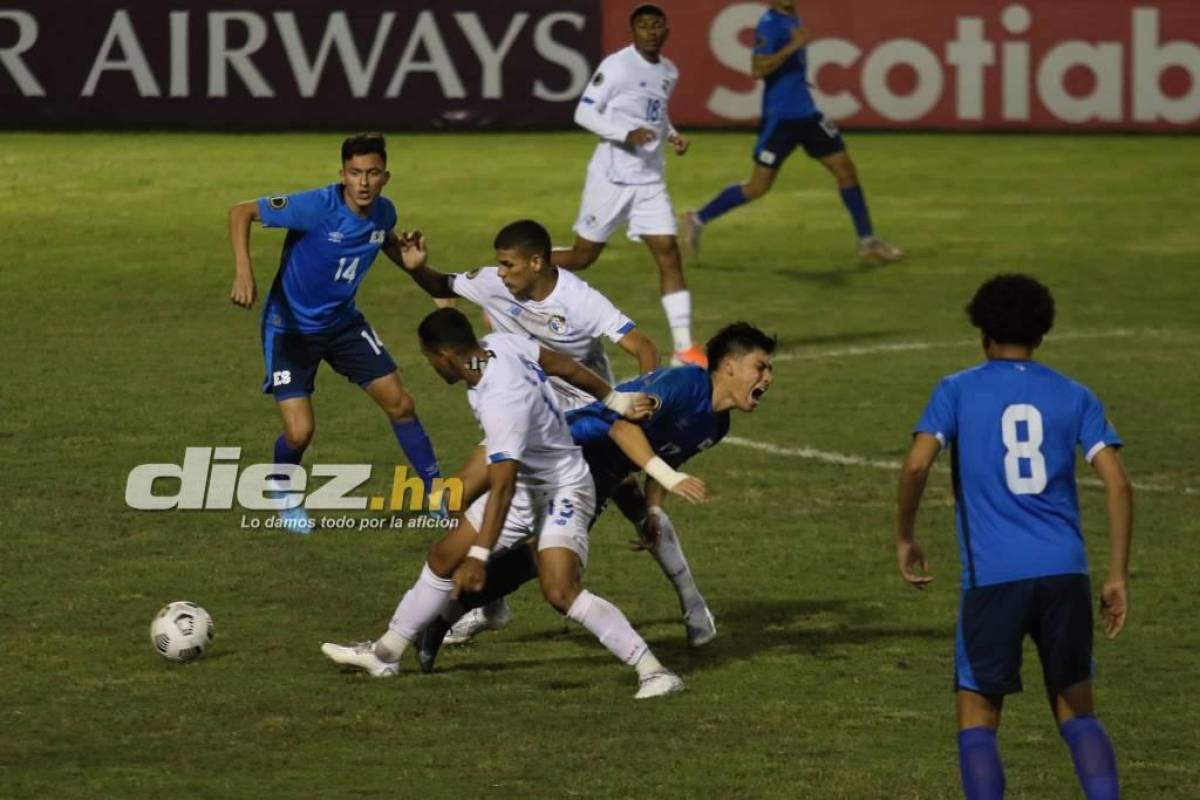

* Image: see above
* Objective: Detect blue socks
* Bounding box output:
[273,435,305,468]
[1061,716,1119,799]
[697,184,749,224]
[391,418,440,492]
[958,727,1005,800]
[839,185,874,239]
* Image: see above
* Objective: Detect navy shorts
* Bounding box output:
[753,113,845,168]
[261,313,397,400]
[955,574,1094,698]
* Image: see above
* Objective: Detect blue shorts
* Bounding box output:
[753,113,845,168]
[955,574,1094,698]
[261,313,397,400]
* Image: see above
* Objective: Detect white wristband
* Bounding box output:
[644,457,686,491]
[647,505,665,518]
[467,545,491,562]
[603,390,633,416]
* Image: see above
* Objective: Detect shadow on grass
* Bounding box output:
[771,258,889,287]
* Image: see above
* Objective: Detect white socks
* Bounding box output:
[660,290,693,351]
[566,590,649,666]
[379,563,453,661]
[648,510,706,617]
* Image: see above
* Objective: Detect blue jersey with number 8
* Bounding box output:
[257,184,397,333]
[915,360,1122,588]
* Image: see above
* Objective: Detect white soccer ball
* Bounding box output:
[150,601,214,663]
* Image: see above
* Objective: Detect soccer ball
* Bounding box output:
[150,601,214,663]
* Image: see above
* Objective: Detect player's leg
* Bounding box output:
[1034,575,1119,799]
[555,165,628,272]
[536,484,682,698]
[328,316,442,498]
[639,232,704,367]
[262,325,322,533]
[808,119,902,262]
[954,580,1033,799]
[682,118,797,255]
[320,519,476,676]
[612,477,715,645]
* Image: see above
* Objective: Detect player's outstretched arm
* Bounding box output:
[896,433,939,589]
[228,200,260,308]
[1091,446,1133,639]
[383,231,456,298]
[537,347,654,419]
[617,328,660,375]
[609,420,707,504]
[751,26,807,79]
[454,458,518,598]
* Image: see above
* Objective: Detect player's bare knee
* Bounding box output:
[743,180,769,201]
[283,421,314,451]
[383,392,416,423]
[539,576,580,613]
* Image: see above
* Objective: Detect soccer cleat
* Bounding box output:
[416,615,454,674]
[266,490,313,534]
[320,641,399,677]
[857,236,904,263]
[444,599,512,645]
[684,605,718,648]
[635,669,685,699]
[671,345,708,369]
[681,211,704,256]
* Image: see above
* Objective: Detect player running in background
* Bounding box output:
[415,322,776,671]
[229,133,441,532]
[396,219,668,642]
[553,4,706,368]
[683,0,902,264]
[896,275,1131,800]
[321,308,685,699]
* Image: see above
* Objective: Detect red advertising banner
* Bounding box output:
[0,1,601,129]
[604,0,1200,131]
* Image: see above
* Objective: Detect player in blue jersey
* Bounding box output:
[682,0,902,263]
[414,322,776,671]
[897,275,1132,800]
[228,133,441,532]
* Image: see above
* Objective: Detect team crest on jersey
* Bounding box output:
[465,268,481,279]
[370,230,385,244]
[592,72,604,86]
[548,315,568,335]
[268,195,288,210]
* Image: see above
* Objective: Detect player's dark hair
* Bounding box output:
[493,219,552,264]
[418,307,477,351]
[341,132,387,164]
[629,3,666,24]
[966,274,1055,347]
[706,322,777,372]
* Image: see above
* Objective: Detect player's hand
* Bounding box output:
[230,273,257,309]
[398,229,427,271]
[1100,577,1128,639]
[897,539,933,589]
[669,475,707,504]
[668,132,690,156]
[604,391,658,421]
[452,558,486,599]
[625,128,657,147]
[629,509,663,552]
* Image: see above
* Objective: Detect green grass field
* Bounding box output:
[1,131,1198,799]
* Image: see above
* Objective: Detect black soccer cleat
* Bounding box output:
[416,614,453,674]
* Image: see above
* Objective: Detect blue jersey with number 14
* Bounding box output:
[257,184,397,333]
[915,360,1122,589]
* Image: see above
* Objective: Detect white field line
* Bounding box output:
[776,328,1144,362]
[724,436,1197,496]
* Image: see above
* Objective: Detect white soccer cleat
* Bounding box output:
[857,236,904,263]
[444,600,512,646]
[320,641,399,677]
[684,605,718,648]
[635,669,685,699]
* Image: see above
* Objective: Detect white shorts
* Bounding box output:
[463,479,597,568]
[574,169,678,243]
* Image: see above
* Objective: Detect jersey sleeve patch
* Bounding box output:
[268,195,288,210]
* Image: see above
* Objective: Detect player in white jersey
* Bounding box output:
[321,308,684,699]
[553,4,707,369]
[396,220,711,647]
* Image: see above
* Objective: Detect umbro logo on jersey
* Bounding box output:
[370,230,386,244]
[328,231,345,244]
